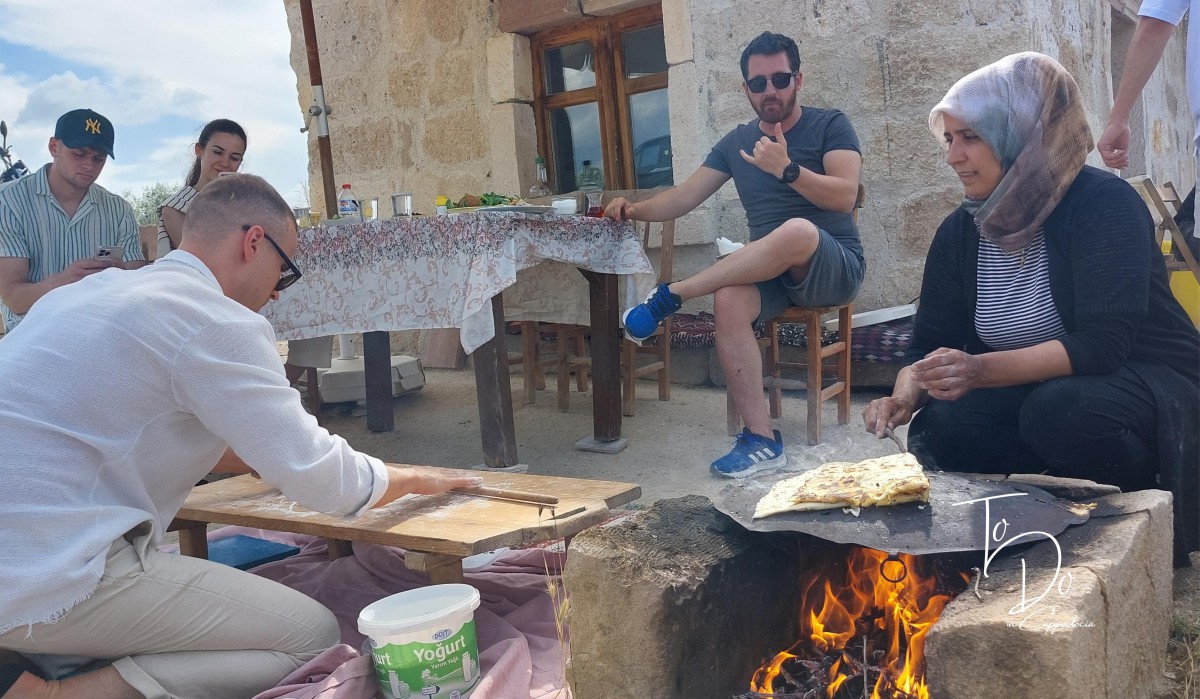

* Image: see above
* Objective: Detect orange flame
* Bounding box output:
[750,547,965,699]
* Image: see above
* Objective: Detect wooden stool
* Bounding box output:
[726,304,852,445]
[506,322,589,408]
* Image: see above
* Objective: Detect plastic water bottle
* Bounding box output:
[337,183,360,221]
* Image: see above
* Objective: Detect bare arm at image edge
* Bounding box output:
[1098,16,1178,168]
[605,166,729,222]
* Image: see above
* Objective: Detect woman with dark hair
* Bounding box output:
[863,52,1200,566]
[155,119,247,259]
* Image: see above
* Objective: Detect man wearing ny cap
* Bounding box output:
[0,108,145,333]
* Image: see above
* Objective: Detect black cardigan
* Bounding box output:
[911,165,1200,564]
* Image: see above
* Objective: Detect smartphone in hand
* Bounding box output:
[93,246,125,264]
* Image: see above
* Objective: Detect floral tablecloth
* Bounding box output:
[262,212,655,353]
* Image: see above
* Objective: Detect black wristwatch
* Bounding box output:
[778,162,800,184]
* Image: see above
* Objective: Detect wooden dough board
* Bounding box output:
[175,470,641,558]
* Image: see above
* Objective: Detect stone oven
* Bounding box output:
[564,481,1173,699]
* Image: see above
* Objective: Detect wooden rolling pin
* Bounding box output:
[453,485,560,506]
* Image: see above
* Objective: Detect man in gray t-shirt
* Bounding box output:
[607,31,864,479]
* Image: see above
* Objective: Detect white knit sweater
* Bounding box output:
[0,251,388,631]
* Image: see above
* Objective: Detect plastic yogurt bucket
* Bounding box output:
[358,584,482,699]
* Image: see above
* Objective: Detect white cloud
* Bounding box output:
[0,0,310,204]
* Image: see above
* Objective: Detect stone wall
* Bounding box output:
[284,0,1192,316]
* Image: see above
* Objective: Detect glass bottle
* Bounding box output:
[578,159,603,192]
[529,156,552,199]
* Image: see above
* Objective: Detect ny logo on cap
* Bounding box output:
[84,118,102,135]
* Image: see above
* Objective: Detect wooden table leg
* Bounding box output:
[576,270,627,453]
[176,521,209,559]
[405,552,466,584]
[326,538,353,560]
[472,295,519,468]
[363,331,394,433]
[428,560,465,585]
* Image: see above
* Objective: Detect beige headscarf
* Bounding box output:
[928,52,1094,253]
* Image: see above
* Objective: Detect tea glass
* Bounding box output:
[391,193,413,217]
[586,191,603,218]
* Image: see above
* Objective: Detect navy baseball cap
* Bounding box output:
[54,108,116,159]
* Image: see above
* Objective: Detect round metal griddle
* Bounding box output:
[715,471,1089,556]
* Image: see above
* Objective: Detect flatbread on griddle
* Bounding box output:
[753,453,930,519]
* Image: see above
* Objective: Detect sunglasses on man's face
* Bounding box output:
[243,224,303,292]
[746,72,796,94]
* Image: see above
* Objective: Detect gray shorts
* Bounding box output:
[755,226,864,325]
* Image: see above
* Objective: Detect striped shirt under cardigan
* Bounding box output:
[0,164,143,331]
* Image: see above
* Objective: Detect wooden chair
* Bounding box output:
[1126,175,1200,284]
[620,217,675,416]
[515,187,673,414]
[555,216,676,416]
[726,183,866,446]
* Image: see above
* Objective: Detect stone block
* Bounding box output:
[927,565,1108,698]
[661,0,693,64]
[565,496,802,699]
[884,0,967,32]
[896,188,962,254]
[1057,490,1173,698]
[421,107,489,164]
[495,0,582,34]
[334,117,398,175]
[926,490,1172,699]
[429,50,481,108]
[421,0,472,43]
[487,102,537,198]
[665,61,702,175]
[581,0,656,16]
[386,62,425,111]
[487,34,533,104]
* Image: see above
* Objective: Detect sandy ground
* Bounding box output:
[316,367,901,505]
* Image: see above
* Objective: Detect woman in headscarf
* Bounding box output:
[863,52,1200,566]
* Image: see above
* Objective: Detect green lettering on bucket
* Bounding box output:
[371,619,480,699]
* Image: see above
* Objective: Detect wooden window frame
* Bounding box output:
[530,4,667,192]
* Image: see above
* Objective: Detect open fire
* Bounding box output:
[741,546,971,699]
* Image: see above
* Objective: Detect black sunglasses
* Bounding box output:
[746,72,795,94]
[244,224,303,291]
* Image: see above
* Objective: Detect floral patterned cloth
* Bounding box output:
[262,212,654,353]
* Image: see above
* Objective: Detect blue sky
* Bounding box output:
[0,0,309,205]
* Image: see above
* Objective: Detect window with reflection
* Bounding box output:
[530,5,673,192]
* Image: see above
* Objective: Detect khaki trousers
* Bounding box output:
[0,534,340,699]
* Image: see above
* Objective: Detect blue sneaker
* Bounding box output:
[622,282,682,344]
[711,428,787,478]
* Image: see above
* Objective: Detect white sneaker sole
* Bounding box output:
[620,307,651,346]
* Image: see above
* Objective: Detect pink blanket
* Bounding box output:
[183,529,571,699]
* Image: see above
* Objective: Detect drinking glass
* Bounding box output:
[586,191,603,218]
[391,193,413,217]
[361,197,379,222]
